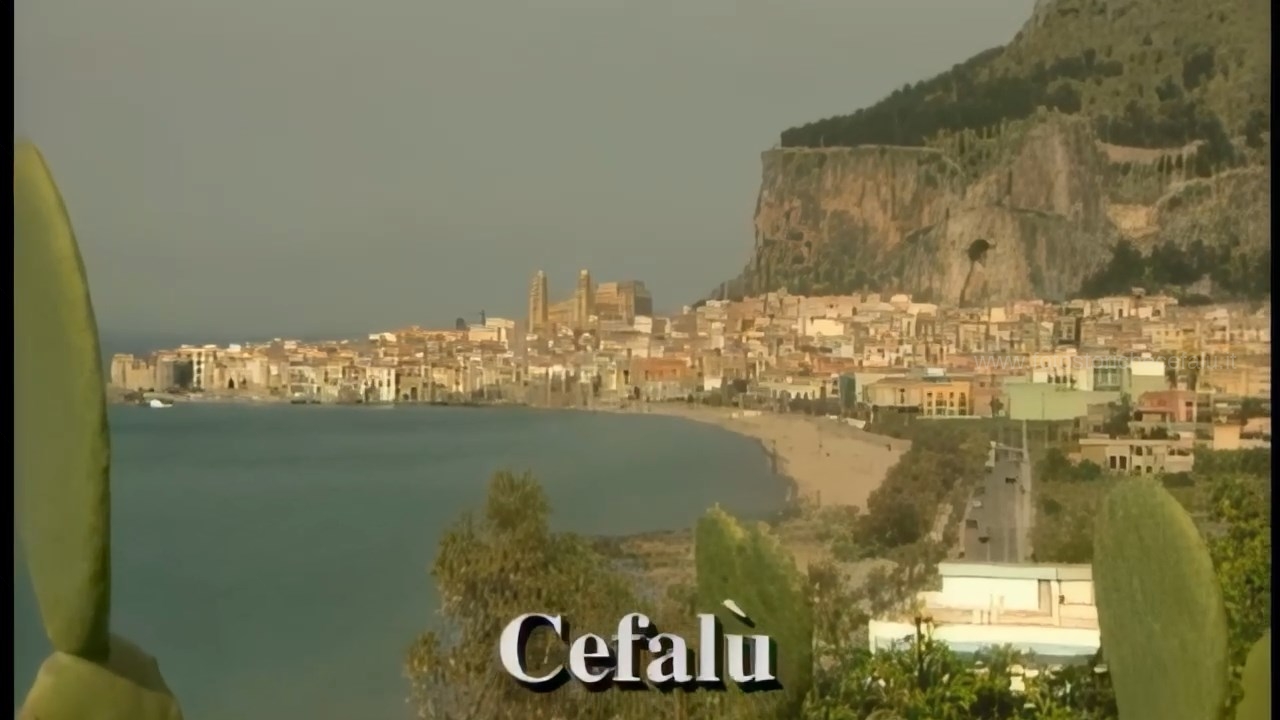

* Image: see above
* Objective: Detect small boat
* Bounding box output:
[148,398,174,409]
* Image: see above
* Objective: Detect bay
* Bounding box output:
[12,403,787,719]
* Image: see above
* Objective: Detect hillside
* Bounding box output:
[723,0,1271,305]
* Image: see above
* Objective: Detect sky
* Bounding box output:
[15,0,1032,342]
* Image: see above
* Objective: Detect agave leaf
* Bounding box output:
[13,141,112,659]
[1093,479,1229,720]
[1234,630,1271,720]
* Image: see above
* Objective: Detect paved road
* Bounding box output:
[961,450,1031,563]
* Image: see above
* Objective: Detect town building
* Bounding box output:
[528,270,549,333]
[868,561,1100,663]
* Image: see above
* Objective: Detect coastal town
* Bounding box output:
[111,268,1271,444]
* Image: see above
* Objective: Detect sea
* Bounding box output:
[12,403,789,720]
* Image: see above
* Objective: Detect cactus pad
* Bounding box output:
[1093,479,1230,720]
[19,635,185,720]
[14,141,113,660]
[15,142,185,718]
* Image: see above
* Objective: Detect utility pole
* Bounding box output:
[1021,419,1033,562]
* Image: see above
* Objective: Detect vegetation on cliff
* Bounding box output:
[782,0,1269,172]
[1079,237,1271,300]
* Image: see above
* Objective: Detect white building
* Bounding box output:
[869,562,1100,662]
[366,365,397,403]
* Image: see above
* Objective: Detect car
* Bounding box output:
[971,499,984,509]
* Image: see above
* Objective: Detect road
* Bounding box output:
[961,449,1032,564]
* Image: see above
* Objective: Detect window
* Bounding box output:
[1093,366,1123,392]
[1109,456,1118,470]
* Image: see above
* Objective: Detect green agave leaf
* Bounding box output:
[1093,479,1229,720]
[1234,630,1271,720]
[13,141,112,659]
[19,634,184,720]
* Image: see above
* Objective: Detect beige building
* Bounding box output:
[865,373,975,417]
[212,350,271,390]
[594,280,653,324]
[109,354,157,391]
[573,269,595,329]
[527,270,549,333]
[174,346,217,389]
[1202,361,1271,398]
[1078,437,1194,475]
[548,298,575,327]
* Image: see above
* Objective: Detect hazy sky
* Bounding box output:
[16,0,1031,341]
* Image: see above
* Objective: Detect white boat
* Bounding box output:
[148,398,174,409]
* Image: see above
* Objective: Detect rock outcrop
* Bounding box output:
[738,115,1115,305]
[728,112,1269,304]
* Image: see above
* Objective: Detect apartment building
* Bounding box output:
[864,372,975,417]
[1077,437,1195,474]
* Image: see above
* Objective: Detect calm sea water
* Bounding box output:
[12,404,787,720]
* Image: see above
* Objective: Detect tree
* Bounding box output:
[1236,398,1268,423]
[1102,395,1132,438]
[1204,475,1272,702]
[854,423,988,555]
[405,471,660,720]
[802,628,1113,720]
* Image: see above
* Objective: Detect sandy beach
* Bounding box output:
[609,404,908,510]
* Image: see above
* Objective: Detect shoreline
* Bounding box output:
[107,392,904,593]
[110,390,906,511]
[590,404,908,511]
[587,404,906,588]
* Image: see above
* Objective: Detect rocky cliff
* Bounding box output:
[732,112,1270,305]
[741,114,1121,305]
